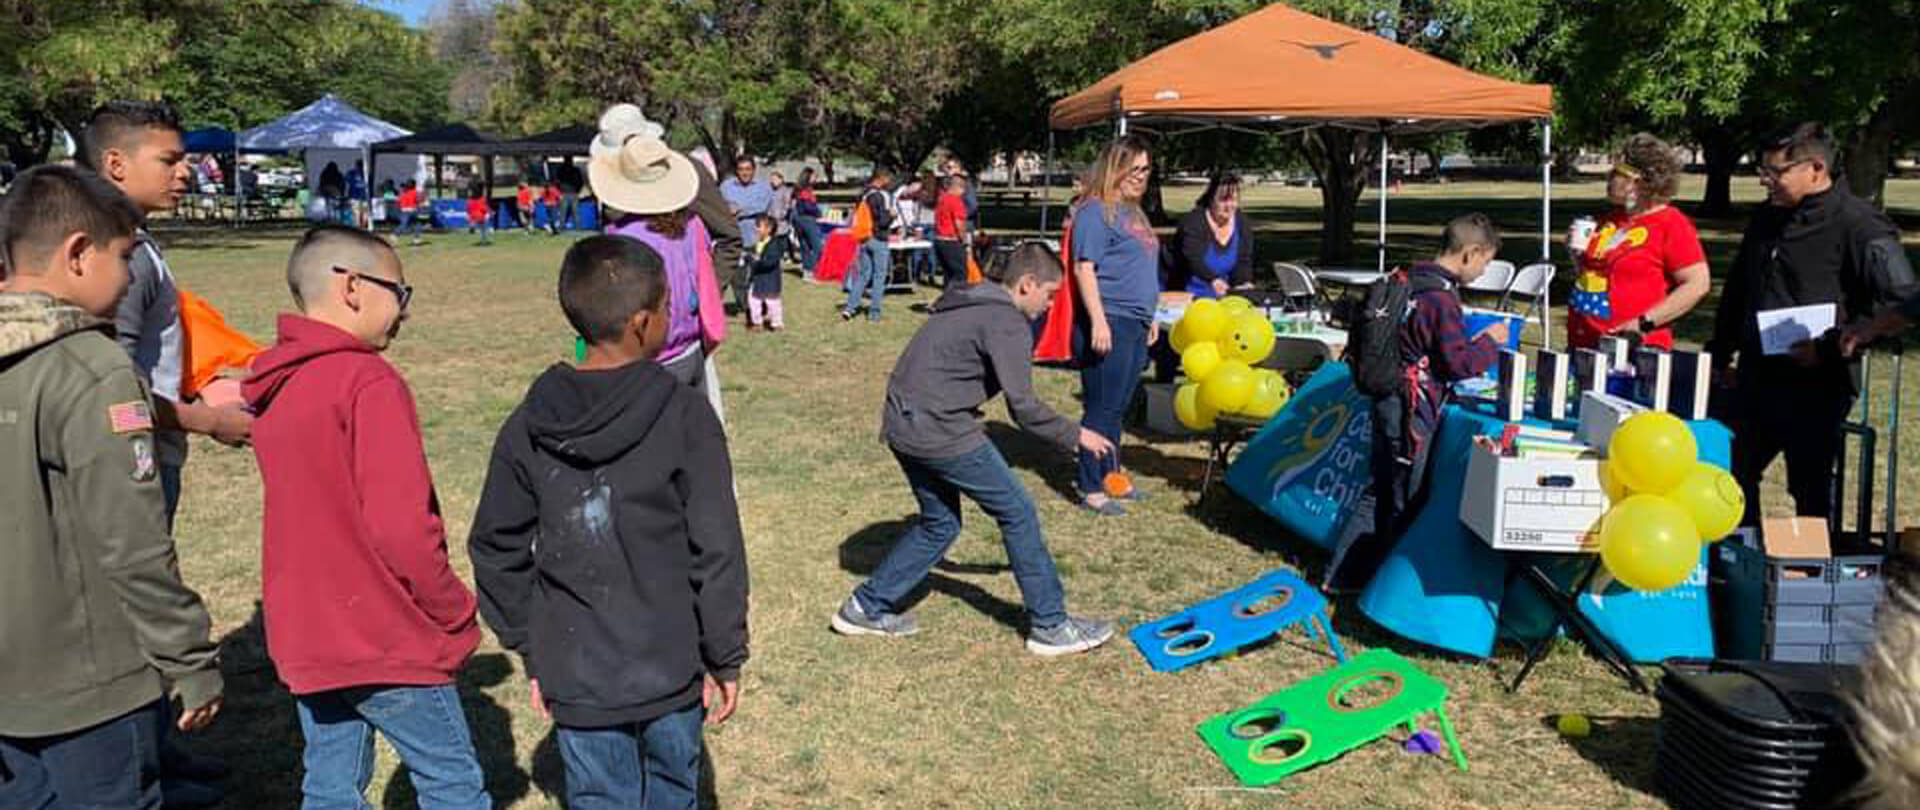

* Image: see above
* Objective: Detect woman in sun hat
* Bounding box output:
[593,104,730,407]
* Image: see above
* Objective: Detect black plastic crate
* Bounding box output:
[1711,538,1886,661]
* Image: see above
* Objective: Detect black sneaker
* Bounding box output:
[839,309,856,321]
[830,596,919,637]
[1026,615,1115,656]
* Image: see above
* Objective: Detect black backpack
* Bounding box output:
[1344,268,1448,398]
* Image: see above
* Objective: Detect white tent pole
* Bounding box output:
[1117,115,1128,137]
[231,140,241,228]
[1377,130,1389,273]
[1040,129,1054,232]
[1541,120,1555,351]
[1540,121,1553,261]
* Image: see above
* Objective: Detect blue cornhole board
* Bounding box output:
[1129,570,1347,672]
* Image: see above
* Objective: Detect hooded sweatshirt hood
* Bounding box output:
[522,359,679,465]
[927,278,1015,315]
[243,314,377,414]
[0,292,107,361]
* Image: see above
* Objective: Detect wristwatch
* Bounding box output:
[1637,314,1657,333]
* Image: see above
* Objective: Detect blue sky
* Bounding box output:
[359,0,437,27]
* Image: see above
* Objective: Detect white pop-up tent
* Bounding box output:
[239,94,426,207]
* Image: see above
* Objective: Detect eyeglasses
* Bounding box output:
[1758,158,1811,180]
[1127,163,1153,177]
[334,266,412,310]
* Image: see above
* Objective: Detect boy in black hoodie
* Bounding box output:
[830,243,1117,656]
[469,235,748,810]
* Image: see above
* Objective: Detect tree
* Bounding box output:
[428,0,506,123]
[0,0,450,166]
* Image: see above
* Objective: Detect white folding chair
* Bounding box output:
[1270,261,1321,317]
[1465,259,1515,294]
[1502,261,1557,350]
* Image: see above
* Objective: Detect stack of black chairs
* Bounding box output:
[1654,659,1865,810]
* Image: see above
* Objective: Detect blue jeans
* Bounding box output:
[0,699,165,810]
[1077,314,1150,495]
[398,211,423,239]
[294,684,489,810]
[854,444,1069,628]
[556,703,704,810]
[792,215,822,273]
[843,238,889,319]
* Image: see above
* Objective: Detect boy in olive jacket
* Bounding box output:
[0,166,223,810]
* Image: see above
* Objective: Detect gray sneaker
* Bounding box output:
[1026,615,1115,656]
[830,596,919,638]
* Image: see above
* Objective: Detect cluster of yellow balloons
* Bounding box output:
[1596,412,1746,591]
[1170,297,1288,429]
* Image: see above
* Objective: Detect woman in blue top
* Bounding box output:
[1173,173,1254,297]
[1071,135,1160,515]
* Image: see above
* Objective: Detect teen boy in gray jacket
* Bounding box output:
[830,243,1117,656]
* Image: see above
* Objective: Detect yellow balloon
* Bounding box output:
[1598,459,1632,504]
[1242,370,1291,420]
[1181,341,1224,382]
[1174,383,1217,430]
[1607,412,1698,494]
[1599,494,1702,591]
[1221,295,1253,314]
[1666,463,1746,542]
[1170,318,1198,353]
[1224,312,1277,365]
[1200,360,1257,413]
[1181,298,1231,343]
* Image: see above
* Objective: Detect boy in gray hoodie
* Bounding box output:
[830,243,1116,656]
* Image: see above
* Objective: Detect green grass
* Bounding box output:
[161,179,1920,809]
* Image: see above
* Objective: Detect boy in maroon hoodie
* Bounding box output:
[243,224,489,810]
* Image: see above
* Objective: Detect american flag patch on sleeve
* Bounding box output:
[108,401,154,434]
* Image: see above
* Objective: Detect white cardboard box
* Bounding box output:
[1460,444,1609,552]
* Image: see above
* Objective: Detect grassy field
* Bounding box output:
[160,178,1920,809]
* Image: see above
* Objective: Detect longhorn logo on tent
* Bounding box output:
[1283,40,1355,60]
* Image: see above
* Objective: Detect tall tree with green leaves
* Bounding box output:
[0,0,450,166]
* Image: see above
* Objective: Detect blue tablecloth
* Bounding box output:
[1227,364,1729,661]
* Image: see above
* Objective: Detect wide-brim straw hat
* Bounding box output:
[588,112,696,215]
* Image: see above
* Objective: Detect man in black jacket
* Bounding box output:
[1708,122,1917,526]
[829,243,1118,656]
[469,236,748,809]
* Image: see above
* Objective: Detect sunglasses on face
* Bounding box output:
[1758,158,1811,180]
[1128,163,1153,177]
[334,266,412,310]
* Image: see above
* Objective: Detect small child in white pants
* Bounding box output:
[747,216,786,330]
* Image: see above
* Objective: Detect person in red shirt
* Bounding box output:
[242,225,490,810]
[933,174,971,288]
[1566,132,1711,350]
[515,181,535,233]
[396,179,425,246]
[541,183,562,235]
[465,178,492,246]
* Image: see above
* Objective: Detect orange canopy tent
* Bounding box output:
[1044,3,1558,286]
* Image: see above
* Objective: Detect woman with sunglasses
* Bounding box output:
[1566,132,1710,351]
[1069,135,1159,516]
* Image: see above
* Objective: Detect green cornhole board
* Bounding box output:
[1197,648,1468,785]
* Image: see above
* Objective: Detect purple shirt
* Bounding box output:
[605,215,713,365]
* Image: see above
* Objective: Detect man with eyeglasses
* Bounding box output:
[1708,122,1916,527]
